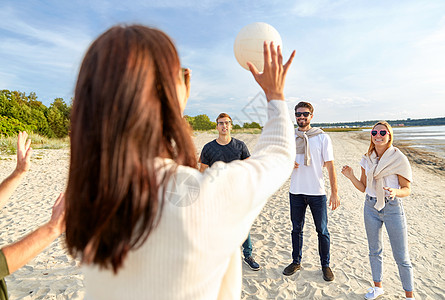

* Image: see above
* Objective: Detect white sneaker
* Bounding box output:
[406,298,415,300]
[364,287,384,299]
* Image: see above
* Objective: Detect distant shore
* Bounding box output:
[312,116,445,128]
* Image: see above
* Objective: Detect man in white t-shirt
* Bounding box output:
[282,101,340,282]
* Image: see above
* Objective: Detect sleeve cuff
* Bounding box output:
[0,249,10,279]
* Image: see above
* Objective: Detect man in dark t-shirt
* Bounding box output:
[199,113,260,271]
[199,138,250,167]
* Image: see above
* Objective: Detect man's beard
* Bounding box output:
[297,119,310,128]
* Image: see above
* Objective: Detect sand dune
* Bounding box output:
[0,131,443,299]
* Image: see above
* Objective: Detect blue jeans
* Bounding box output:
[289,193,330,267]
[364,195,413,292]
[242,233,252,258]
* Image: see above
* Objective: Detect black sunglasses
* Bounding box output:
[295,112,311,117]
[371,130,388,137]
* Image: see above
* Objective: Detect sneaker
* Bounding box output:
[243,256,260,271]
[322,266,334,281]
[364,287,384,300]
[282,262,301,276]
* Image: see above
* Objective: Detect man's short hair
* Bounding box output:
[216,113,232,123]
[294,102,314,114]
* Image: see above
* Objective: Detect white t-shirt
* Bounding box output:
[360,156,400,197]
[289,133,334,195]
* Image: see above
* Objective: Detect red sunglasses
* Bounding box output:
[371,130,388,137]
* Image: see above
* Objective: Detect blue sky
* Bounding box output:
[1,0,444,124]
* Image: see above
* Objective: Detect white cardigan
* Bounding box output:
[82,100,295,300]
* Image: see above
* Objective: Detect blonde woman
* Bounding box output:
[341,121,414,300]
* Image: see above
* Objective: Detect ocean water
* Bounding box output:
[392,125,445,141]
[366,125,445,159]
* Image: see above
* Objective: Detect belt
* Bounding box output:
[367,195,392,203]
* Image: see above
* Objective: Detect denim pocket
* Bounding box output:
[387,197,401,206]
[365,195,377,207]
[384,197,404,216]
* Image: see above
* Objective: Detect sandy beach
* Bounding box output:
[0,130,444,299]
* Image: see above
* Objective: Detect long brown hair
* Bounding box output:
[65,25,197,273]
[367,121,394,156]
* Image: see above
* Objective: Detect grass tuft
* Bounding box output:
[0,133,69,155]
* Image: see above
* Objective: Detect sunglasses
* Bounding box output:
[371,130,389,137]
[295,112,311,117]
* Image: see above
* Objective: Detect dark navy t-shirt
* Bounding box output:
[200,138,250,166]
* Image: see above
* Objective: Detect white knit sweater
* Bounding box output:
[82,100,295,300]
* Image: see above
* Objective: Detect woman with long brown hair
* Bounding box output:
[65,24,295,299]
[341,121,415,300]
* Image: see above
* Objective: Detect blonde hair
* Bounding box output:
[367,121,394,156]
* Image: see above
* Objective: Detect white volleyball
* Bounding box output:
[233,22,282,72]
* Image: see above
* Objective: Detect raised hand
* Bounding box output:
[15,131,33,174]
[247,41,296,101]
[48,193,66,235]
[341,165,354,179]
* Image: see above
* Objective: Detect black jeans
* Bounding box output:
[289,193,330,267]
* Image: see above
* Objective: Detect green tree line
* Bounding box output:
[0,90,71,138]
[184,114,262,130]
[1,90,264,137]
